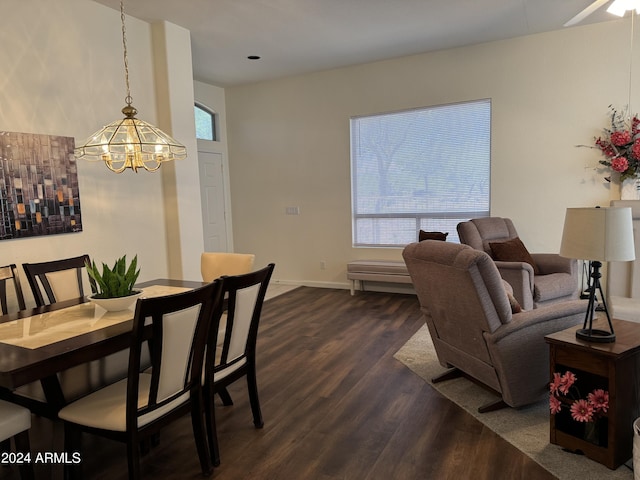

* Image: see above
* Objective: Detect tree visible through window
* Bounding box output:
[350,99,491,247]
[194,103,216,141]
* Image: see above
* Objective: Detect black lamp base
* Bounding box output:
[575,328,616,343]
[577,260,616,344]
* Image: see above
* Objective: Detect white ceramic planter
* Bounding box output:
[90,291,143,312]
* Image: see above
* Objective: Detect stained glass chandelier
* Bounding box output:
[74,0,186,173]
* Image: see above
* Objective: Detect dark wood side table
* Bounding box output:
[545,318,640,469]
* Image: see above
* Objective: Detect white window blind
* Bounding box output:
[350,99,491,247]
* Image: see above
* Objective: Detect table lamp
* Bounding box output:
[560,206,635,343]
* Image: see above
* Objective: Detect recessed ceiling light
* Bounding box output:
[247,55,261,60]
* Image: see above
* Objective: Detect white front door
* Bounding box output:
[198,151,228,252]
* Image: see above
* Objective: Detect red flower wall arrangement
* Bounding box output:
[593,106,640,182]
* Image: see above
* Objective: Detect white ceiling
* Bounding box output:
[92,0,624,87]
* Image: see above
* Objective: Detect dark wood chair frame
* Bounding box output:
[0,265,29,453]
[205,263,275,467]
[0,264,26,315]
[63,280,224,480]
[0,266,33,479]
[22,254,96,307]
[10,429,35,480]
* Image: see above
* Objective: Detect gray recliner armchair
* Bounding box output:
[457,217,579,310]
[402,240,584,410]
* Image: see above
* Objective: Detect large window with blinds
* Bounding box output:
[350,99,491,247]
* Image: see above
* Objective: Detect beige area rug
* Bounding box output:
[394,325,634,480]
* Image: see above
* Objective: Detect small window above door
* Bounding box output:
[195,103,217,141]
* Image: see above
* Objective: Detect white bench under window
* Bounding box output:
[346,260,412,295]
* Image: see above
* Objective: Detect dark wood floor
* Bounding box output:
[1,287,557,480]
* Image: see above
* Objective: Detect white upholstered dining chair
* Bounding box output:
[0,400,34,480]
[201,251,256,366]
[59,281,224,479]
[205,263,274,467]
[201,252,255,282]
[22,254,96,307]
[0,264,26,314]
[11,255,131,416]
[0,266,29,466]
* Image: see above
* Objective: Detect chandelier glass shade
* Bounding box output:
[74,0,186,173]
[74,105,187,173]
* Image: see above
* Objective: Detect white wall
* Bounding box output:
[0,0,196,307]
[225,19,633,288]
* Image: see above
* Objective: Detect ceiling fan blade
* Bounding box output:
[564,0,611,26]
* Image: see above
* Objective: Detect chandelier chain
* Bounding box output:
[120,0,132,106]
[73,0,187,171]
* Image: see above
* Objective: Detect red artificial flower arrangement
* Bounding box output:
[549,370,609,423]
[594,106,640,182]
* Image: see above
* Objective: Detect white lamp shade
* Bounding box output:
[560,207,636,262]
[607,0,640,16]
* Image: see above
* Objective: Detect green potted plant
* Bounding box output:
[85,255,142,311]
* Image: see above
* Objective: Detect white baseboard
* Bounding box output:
[271,278,416,295]
[271,279,348,289]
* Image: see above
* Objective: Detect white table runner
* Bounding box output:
[0,285,191,349]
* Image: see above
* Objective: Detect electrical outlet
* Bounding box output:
[320,260,326,270]
[285,206,300,215]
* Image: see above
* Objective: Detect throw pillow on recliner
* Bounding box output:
[489,237,540,275]
[501,279,523,314]
[418,230,448,242]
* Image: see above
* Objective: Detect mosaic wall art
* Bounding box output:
[0,131,82,240]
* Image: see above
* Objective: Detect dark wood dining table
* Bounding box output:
[0,278,205,416]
